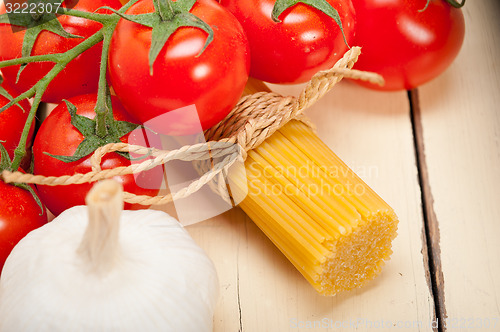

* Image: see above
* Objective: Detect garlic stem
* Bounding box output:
[77,180,123,275]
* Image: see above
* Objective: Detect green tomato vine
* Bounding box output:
[0,0,216,172]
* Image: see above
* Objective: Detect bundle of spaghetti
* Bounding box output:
[228,118,398,295]
[203,61,398,296]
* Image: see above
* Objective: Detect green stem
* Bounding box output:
[56,7,113,24]
[0,8,115,72]
[51,28,105,60]
[94,23,118,138]
[0,30,104,106]
[7,31,105,169]
[0,86,36,115]
[10,91,42,171]
[5,1,137,168]
[0,54,59,68]
[154,0,176,21]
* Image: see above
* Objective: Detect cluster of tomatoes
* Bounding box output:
[0,0,465,270]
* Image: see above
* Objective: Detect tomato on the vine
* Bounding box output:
[350,0,465,91]
[32,94,164,216]
[0,0,123,103]
[220,0,356,84]
[0,175,47,271]
[0,77,33,170]
[108,0,250,136]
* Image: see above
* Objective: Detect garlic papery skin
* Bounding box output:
[0,180,219,332]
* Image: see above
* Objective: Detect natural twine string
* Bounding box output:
[1,47,383,205]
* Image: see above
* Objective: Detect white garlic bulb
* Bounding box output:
[0,180,219,332]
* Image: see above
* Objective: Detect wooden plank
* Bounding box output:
[188,80,435,330]
[417,1,500,330]
[185,210,245,331]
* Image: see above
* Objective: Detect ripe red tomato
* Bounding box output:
[220,0,356,84]
[350,0,465,91]
[0,176,47,272]
[108,0,250,136]
[0,0,123,103]
[32,94,164,216]
[0,78,34,170]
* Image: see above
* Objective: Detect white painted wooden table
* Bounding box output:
[185,2,500,331]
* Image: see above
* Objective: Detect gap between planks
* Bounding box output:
[408,89,446,332]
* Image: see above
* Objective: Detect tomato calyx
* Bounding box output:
[443,0,465,8]
[420,0,466,11]
[0,141,44,215]
[0,141,13,173]
[0,0,84,82]
[45,97,141,163]
[271,0,348,47]
[0,76,25,113]
[105,0,214,74]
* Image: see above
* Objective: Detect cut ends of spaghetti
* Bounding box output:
[230,120,399,296]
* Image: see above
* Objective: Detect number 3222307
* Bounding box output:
[4,2,63,15]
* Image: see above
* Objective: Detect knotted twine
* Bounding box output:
[1,47,383,205]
